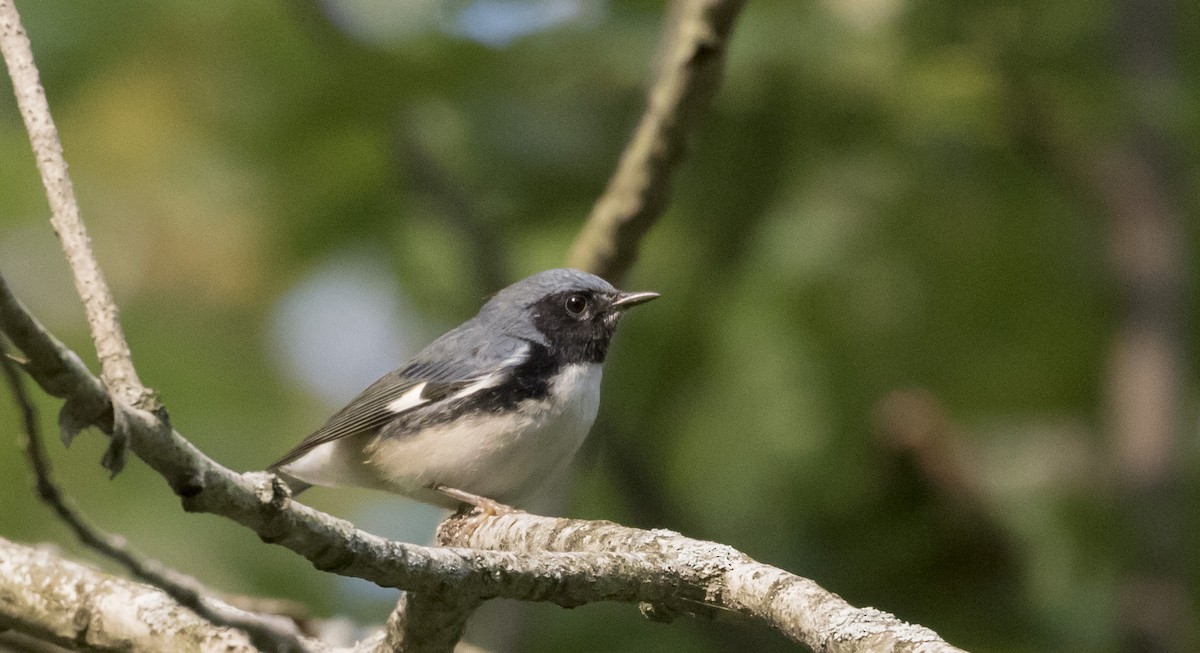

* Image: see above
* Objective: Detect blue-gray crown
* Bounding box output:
[483,268,616,313]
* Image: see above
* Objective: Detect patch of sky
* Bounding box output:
[321,0,602,48]
[270,247,427,407]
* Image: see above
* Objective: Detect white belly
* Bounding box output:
[363,362,603,507]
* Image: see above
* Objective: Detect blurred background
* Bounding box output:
[0,1,1197,652]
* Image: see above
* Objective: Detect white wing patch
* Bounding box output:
[386,382,428,413]
[446,345,531,401]
[448,373,503,400]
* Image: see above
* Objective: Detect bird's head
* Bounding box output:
[483,268,658,364]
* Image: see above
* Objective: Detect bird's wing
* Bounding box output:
[268,340,528,471]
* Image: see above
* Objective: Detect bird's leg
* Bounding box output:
[430,484,519,516]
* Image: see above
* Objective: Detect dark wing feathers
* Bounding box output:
[268,336,527,471]
[268,374,479,471]
[268,375,413,471]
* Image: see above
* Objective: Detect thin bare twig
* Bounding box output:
[0,4,304,630]
[0,344,319,653]
[0,0,150,412]
[567,0,746,283]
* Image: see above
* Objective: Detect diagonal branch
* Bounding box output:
[0,0,150,412]
[567,0,747,283]
[0,344,317,653]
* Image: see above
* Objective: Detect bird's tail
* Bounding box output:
[268,467,313,497]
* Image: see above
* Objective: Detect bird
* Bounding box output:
[268,268,659,512]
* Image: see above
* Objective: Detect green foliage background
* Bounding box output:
[1,1,1197,651]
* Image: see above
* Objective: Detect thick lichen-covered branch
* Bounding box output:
[0,536,267,653]
[439,513,968,653]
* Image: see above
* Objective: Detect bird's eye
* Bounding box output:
[564,294,587,315]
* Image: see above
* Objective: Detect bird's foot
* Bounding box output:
[431,484,519,516]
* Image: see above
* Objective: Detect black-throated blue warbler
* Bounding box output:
[268,268,658,511]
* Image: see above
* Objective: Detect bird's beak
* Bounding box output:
[610,290,660,310]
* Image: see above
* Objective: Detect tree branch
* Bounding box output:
[0,0,151,414]
[0,536,266,653]
[438,513,968,653]
[567,0,746,282]
[376,592,479,653]
[0,344,316,653]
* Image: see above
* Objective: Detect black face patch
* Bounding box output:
[529,290,620,364]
